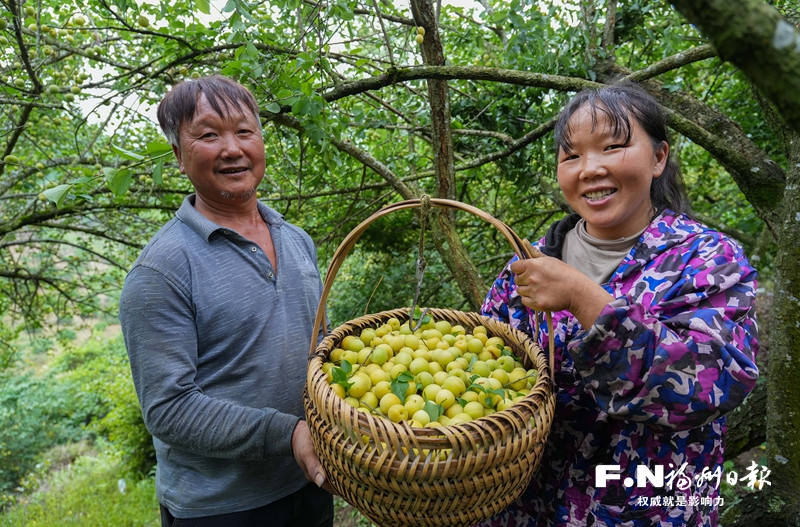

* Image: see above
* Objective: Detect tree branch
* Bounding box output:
[671,0,800,134]
[624,44,716,82]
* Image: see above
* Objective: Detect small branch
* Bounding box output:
[624,44,717,83]
[370,0,395,66]
[321,66,599,105]
[0,239,127,270]
[36,222,144,249]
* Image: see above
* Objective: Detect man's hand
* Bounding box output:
[292,420,336,494]
[509,255,613,329]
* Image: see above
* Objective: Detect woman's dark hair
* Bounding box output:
[553,81,691,217]
[156,75,261,149]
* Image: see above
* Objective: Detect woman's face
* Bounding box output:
[556,104,668,240]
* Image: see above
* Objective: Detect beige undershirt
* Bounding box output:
[562,219,646,285]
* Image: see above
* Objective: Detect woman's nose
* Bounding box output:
[579,152,606,179]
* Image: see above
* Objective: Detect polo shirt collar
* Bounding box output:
[176,194,285,242]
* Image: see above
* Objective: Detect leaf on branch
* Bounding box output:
[153,158,164,186]
[265,102,281,113]
[69,176,94,185]
[104,167,132,196]
[196,0,211,15]
[145,141,173,156]
[43,184,73,208]
[111,143,145,161]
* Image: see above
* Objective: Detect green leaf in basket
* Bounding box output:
[500,346,513,357]
[421,314,431,324]
[422,398,443,423]
[466,355,478,372]
[339,360,352,374]
[391,371,414,401]
[331,361,353,392]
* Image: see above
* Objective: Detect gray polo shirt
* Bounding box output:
[119,195,324,518]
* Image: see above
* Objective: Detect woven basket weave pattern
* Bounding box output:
[305,307,555,526]
[303,198,556,527]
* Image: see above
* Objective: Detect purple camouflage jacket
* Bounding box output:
[477,211,759,527]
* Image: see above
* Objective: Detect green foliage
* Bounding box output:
[0,370,86,497]
[0,453,158,527]
[50,333,154,476]
[0,330,153,505]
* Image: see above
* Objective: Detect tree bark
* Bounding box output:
[411,0,485,310]
[761,126,800,522]
[670,0,800,135]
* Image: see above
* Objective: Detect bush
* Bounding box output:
[0,453,158,527]
[0,371,86,499]
[0,329,154,506]
[51,332,155,476]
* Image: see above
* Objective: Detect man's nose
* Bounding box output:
[220,134,244,157]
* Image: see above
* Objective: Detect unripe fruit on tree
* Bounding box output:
[25,6,36,17]
[70,86,80,94]
[415,34,424,44]
[14,78,24,88]
[65,93,75,102]
[4,155,19,164]
[417,26,425,36]
[35,162,44,170]
[0,36,8,45]
[73,16,86,26]
[0,19,8,30]
[47,85,59,94]
[137,15,150,28]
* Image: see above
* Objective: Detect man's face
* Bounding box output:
[173,94,266,204]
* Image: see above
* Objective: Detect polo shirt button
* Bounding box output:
[222,229,230,235]
[250,246,258,252]
[269,272,274,278]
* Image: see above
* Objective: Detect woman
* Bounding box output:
[478,82,759,526]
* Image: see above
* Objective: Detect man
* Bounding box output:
[119,75,333,527]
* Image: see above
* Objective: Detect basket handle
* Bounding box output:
[309,197,555,381]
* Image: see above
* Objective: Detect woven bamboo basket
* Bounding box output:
[304,198,556,527]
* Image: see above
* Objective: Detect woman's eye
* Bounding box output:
[562,153,579,161]
[605,144,624,151]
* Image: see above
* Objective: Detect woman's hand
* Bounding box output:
[509,255,614,329]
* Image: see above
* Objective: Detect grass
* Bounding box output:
[0,453,159,527]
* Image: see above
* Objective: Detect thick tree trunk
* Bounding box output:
[670,0,800,135]
[762,130,800,521]
[410,0,485,310]
[721,130,800,527]
[725,382,766,460]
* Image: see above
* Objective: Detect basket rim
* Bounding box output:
[307,307,554,449]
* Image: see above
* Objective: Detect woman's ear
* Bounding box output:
[652,141,669,179]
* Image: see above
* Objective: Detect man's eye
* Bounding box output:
[201,133,217,139]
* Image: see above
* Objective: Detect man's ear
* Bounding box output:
[172,144,185,174]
